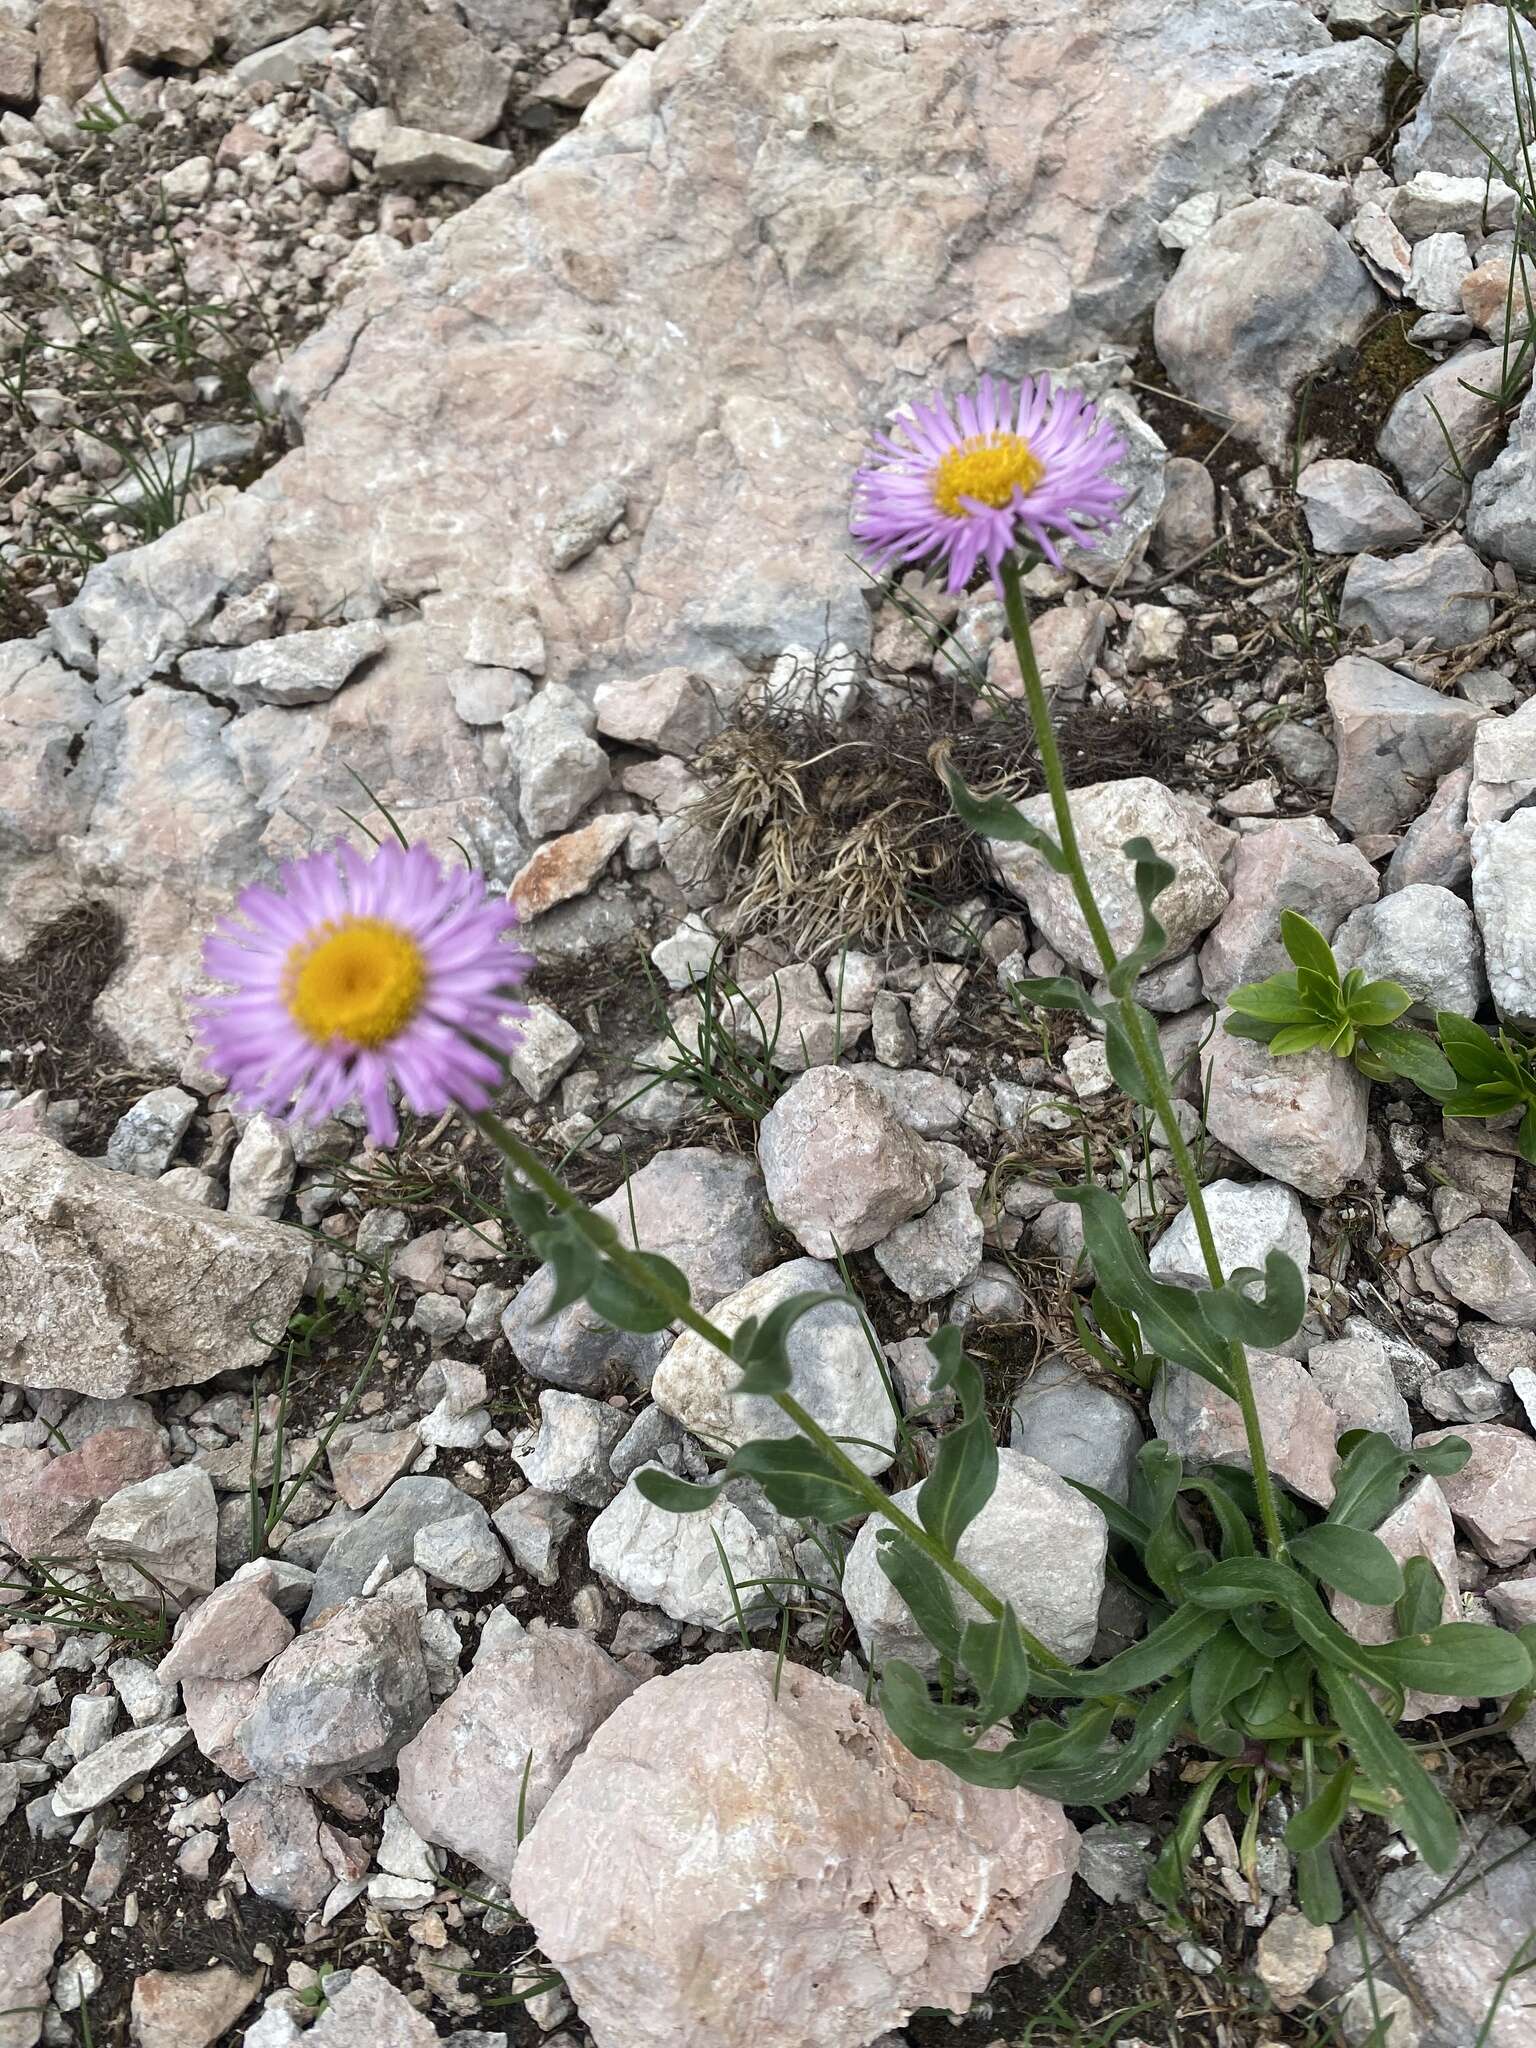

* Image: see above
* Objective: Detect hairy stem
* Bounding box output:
[463,1107,1069,1669]
[998,553,1286,1556]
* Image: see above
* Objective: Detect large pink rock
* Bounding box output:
[511,1651,1077,2048]
[1417,1424,1536,1565]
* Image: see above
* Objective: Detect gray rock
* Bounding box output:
[180,622,384,711]
[372,123,513,188]
[586,1475,802,1631]
[237,1598,431,1784]
[1338,537,1494,652]
[1058,391,1167,589]
[1420,1362,1513,1424]
[1323,1820,1536,2048]
[1008,1358,1144,1504]
[548,478,627,572]
[1468,694,1536,828]
[508,684,609,839]
[1386,762,1472,893]
[107,1086,197,1177]
[504,1149,775,1392]
[1472,808,1536,1027]
[1429,1219,1536,1326]
[872,1188,985,1303]
[1266,720,1338,795]
[368,0,512,143]
[1152,1356,1338,1505]
[1307,1332,1412,1447]
[1077,1821,1154,1905]
[304,1477,492,1623]
[849,1064,969,1138]
[1296,458,1423,553]
[842,1449,1106,1670]
[1203,1018,1370,1201]
[1387,170,1520,238]
[509,1652,1079,2048]
[230,22,330,83]
[512,1391,628,1507]
[1377,345,1506,518]
[608,1404,708,1486]
[225,1113,296,1220]
[1407,230,1473,313]
[1153,201,1377,463]
[1330,884,1486,1020]
[1468,373,1536,575]
[1396,5,1536,179]
[491,1488,574,1588]
[0,1130,310,1399]
[88,1466,217,1611]
[0,1893,62,2048]
[413,1512,507,1592]
[651,1258,897,1475]
[1199,820,1377,1000]
[1150,1176,1310,1330]
[594,668,723,755]
[992,776,1230,976]
[1325,655,1487,835]
[51,1717,191,1816]
[396,1626,636,1886]
[506,1003,584,1103]
[757,1069,939,1260]
[224,1782,336,1913]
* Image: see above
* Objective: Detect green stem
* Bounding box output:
[997,553,1286,1558]
[462,1108,1070,1670]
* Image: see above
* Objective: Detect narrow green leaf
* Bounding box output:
[1281,910,1342,983]
[726,1438,867,1522]
[1006,974,1106,1022]
[731,1289,847,1395]
[1268,1022,1334,1056]
[1148,1768,1228,1911]
[1296,1843,1344,1927]
[634,1468,725,1513]
[1358,1025,1457,1099]
[1348,979,1413,1028]
[945,767,1066,870]
[879,1657,985,1764]
[1326,1432,1413,1532]
[1225,972,1316,1023]
[1395,1555,1446,1637]
[1360,1622,1533,1699]
[1435,1011,1512,1084]
[1054,1185,1235,1392]
[1017,1679,1190,1806]
[874,1530,963,1663]
[1321,1665,1459,1869]
[1106,835,1176,994]
[1202,1250,1306,1351]
[1286,1763,1354,1857]
[584,1249,690,1333]
[916,1344,997,1553]
[1288,1524,1406,1606]
[1064,1601,1223,1699]
[1104,1012,1155,1108]
[960,1606,1032,1723]
[1191,1625,1265,1732]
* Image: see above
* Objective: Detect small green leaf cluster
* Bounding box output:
[1438,1012,1536,1164]
[501,1170,1536,1925]
[1224,912,1455,1095]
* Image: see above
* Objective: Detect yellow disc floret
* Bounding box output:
[932,431,1045,519]
[286,917,427,1048]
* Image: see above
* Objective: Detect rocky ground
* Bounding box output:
[4,0,1536,2045]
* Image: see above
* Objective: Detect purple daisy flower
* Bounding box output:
[851,374,1129,593]
[198,840,532,1147]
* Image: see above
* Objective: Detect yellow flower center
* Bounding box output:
[285,917,427,1049]
[932,431,1045,519]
